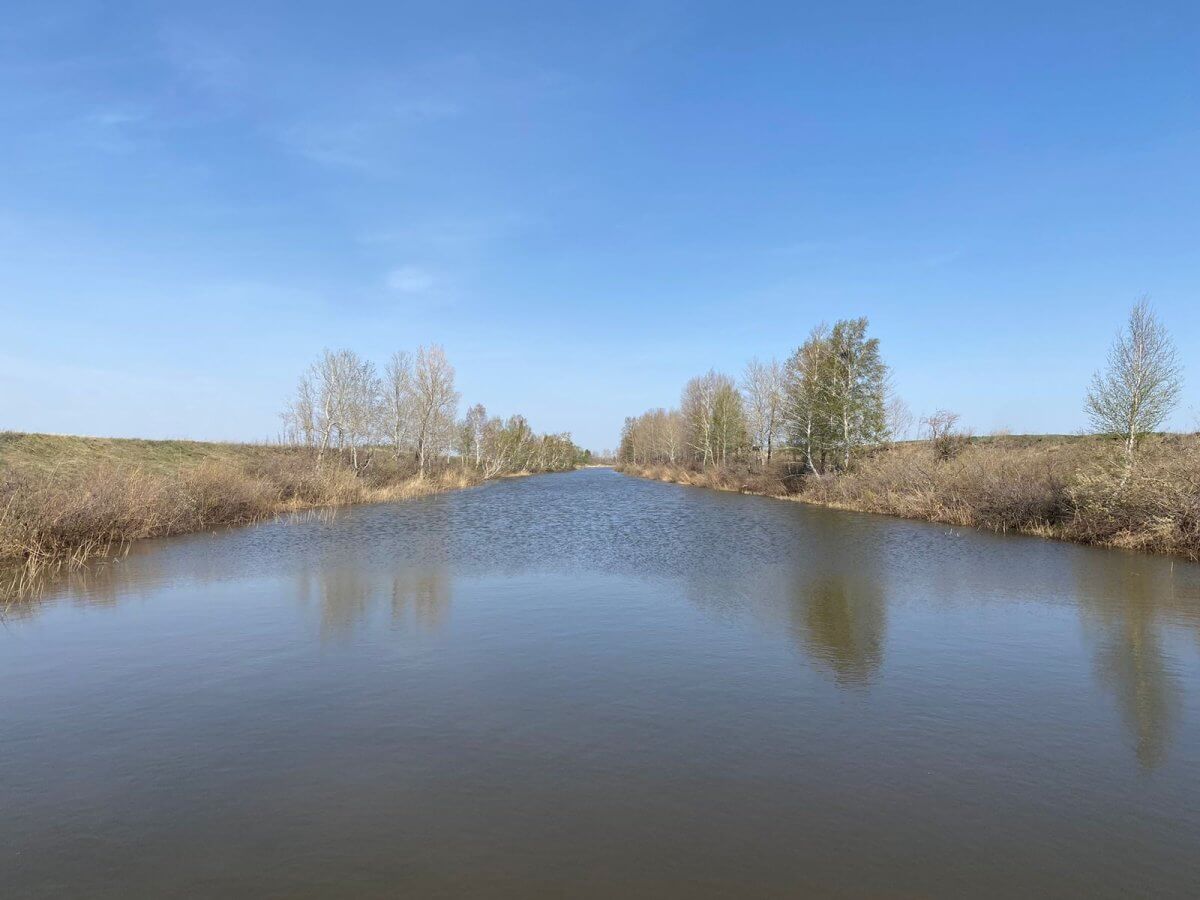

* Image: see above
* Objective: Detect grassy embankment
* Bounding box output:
[619,433,1200,560]
[0,432,516,595]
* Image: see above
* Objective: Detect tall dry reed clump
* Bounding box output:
[800,438,1084,533]
[626,462,795,497]
[0,441,485,596]
[1065,436,1200,556]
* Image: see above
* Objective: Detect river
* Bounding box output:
[3,467,1200,897]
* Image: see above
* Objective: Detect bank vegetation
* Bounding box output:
[619,301,1199,560]
[2,345,584,597]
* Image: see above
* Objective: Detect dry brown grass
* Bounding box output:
[620,434,1200,561]
[629,462,793,497]
[0,433,491,598]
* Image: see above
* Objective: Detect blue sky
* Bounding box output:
[2,1,1197,451]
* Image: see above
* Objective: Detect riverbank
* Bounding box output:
[0,432,562,595]
[619,434,1200,560]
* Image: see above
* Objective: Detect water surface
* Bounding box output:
[4,468,1200,897]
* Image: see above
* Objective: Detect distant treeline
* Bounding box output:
[620,316,896,473]
[282,346,587,477]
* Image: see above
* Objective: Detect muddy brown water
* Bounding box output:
[3,468,1200,897]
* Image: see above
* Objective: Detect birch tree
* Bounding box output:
[676,372,746,467]
[283,345,578,479]
[710,377,747,466]
[341,356,381,474]
[288,349,380,472]
[382,351,415,459]
[743,357,785,465]
[310,349,357,465]
[1086,298,1183,464]
[460,403,488,466]
[411,344,460,475]
[825,317,888,469]
[662,409,684,464]
[783,324,833,475]
[479,416,513,477]
[681,372,719,465]
[282,376,316,447]
[885,394,914,443]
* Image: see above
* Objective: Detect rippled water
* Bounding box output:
[4,468,1200,897]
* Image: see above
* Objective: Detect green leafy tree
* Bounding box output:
[783,324,835,474]
[826,317,889,469]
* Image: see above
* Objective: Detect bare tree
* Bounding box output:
[885,394,914,442]
[382,351,414,459]
[679,371,745,467]
[309,349,355,465]
[478,416,511,477]
[681,373,718,466]
[710,377,746,466]
[463,405,492,468]
[290,349,380,472]
[1086,298,1183,464]
[282,375,316,447]
[341,356,381,474]
[283,346,578,480]
[743,357,785,465]
[412,344,460,475]
[662,409,684,464]
[922,409,969,461]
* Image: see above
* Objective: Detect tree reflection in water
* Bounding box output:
[297,565,452,641]
[786,516,888,687]
[391,568,452,631]
[793,572,886,686]
[1074,554,1196,769]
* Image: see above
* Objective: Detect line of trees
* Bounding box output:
[621,299,1188,477]
[282,345,585,476]
[620,316,892,474]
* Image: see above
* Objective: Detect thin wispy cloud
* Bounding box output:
[360,212,534,253]
[150,21,569,177]
[274,98,458,174]
[774,240,838,255]
[159,25,249,96]
[157,28,469,173]
[386,265,436,294]
[920,249,964,269]
[87,109,148,128]
[78,107,155,153]
[393,97,462,121]
[272,53,564,173]
[281,120,378,171]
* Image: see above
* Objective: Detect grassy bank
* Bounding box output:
[619,434,1200,560]
[0,432,525,596]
